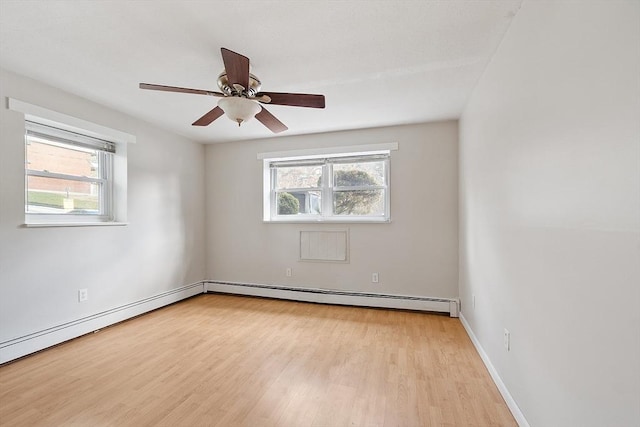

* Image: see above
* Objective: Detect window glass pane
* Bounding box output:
[26,175,101,214]
[26,138,100,178]
[277,191,321,215]
[333,189,384,216]
[333,161,385,187]
[275,165,323,190]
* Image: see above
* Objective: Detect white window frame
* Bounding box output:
[9,98,134,227]
[25,121,115,223]
[260,143,397,223]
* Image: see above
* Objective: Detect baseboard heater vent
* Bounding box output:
[205,281,459,317]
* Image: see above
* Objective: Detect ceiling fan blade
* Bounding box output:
[255,106,288,133]
[256,92,325,109]
[192,106,225,126]
[139,83,224,97]
[221,48,250,91]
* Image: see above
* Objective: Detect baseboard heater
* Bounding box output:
[0,282,204,364]
[205,281,459,317]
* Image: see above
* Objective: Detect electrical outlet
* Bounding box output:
[286,268,292,277]
[503,328,510,351]
[372,273,379,283]
[78,288,88,302]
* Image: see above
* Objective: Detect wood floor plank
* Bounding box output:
[0,294,516,426]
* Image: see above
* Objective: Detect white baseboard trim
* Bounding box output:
[205,280,458,315]
[459,313,530,427]
[0,282,204,364]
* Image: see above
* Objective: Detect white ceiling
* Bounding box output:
[0,1,522,144]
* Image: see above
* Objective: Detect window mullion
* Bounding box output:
[384,157,390,219]
[271,168,277,218]
[26,169,107,184]
[322,163,332,216]
[99,151,106,216]
[276,187,322,193]
[333,185,387,192]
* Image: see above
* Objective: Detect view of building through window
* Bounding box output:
[275,163,323,215]
[26,139,100,213]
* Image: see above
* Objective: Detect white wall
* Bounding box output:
[0,69,206,357]
[206,121,458,299]
[459,1,639,426]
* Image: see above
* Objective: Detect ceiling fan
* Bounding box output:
[139,48,325,133]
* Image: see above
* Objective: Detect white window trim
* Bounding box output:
[257,142,398,161]
[9,98,134,227]
[260,143,397,223]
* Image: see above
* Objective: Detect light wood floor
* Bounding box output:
[0,294,516,426]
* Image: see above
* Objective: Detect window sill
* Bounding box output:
[264,218,391,224]
[23,222,128,228]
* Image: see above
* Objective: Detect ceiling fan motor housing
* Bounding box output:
[217,72,262,97]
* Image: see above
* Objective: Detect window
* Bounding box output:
[264,150,391,222]
[25,121,115,222]
[10,98,132,226]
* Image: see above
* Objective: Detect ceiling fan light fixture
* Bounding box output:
[217,96,261,126]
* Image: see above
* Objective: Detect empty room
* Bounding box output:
[0,1,638,426]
